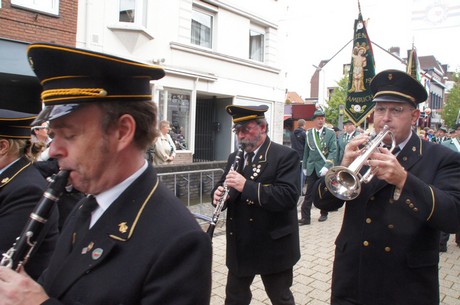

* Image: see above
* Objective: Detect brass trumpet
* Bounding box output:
[325,125,395,200]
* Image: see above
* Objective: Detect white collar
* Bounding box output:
[89,160,148,227]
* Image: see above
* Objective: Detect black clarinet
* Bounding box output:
[207,144,245,238]
[0,170,69,271]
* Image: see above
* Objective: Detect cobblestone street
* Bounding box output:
[195,202,460,304]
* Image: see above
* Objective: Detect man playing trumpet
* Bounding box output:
[314,70,460,305]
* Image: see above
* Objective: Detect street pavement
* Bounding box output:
[196,200,460,305]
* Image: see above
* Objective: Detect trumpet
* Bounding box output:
[325,125,395,200]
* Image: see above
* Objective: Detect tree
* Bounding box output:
[325,75,348,126]
[442,72,460,128]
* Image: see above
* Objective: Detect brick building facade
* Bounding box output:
[0,0,77,46]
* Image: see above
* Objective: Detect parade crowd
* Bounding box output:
[0,43,459,305]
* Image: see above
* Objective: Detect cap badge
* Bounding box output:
[388,73,393,80]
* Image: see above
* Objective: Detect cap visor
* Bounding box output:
[33,104,82,125]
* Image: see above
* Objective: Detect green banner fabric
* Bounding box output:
[407,46,421,81]
[345,13,376,125]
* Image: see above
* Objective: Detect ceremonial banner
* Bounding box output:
[345,12,376,125]
[407,46,421,81]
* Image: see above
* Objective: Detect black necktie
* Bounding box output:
[73,195,98,246]
[384,145,400,155]
[243,152,254,176]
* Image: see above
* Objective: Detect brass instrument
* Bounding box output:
[325,125,395,200]
[1,170,69,271]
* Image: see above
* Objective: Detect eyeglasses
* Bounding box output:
[233,124,257,134]
[31,126,49,132]
[374,105,414,117]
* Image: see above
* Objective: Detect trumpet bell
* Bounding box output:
[324,166,361,201]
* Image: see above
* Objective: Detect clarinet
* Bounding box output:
[1,170,70,271]
[207,144,245,238]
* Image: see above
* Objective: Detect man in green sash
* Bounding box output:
[299,110,337,225]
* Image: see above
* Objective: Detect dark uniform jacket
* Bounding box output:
[214,137,301,277]
[40,165,212,305]
[0,156,58,280]
[314,132,460,305]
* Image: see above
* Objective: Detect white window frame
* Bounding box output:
[249,24,265,62]
[11,0,59,16]
[191,6,214,49]
[118,0,146,27]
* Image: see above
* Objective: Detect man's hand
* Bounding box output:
[224,169,246,193]
[319,167,329,176]
[212,185,226,206]
[0,267,48,305]
[367,147,407,189]
[341,133,371,167]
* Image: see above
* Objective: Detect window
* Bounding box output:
[119,0,146,26]
[191,8,213,48]
[11,0,59,16]
[249,29,265,62]
[159,89,191,150]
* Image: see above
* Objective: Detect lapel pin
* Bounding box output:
[118,222,129,233]
[92,248,103,260]
[81,242,95,254]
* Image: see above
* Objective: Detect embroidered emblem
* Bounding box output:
[118,222,129,233]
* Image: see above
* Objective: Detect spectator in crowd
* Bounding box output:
[153,120,177,165]
[0,43,212,305]
[314,70,460,305]
[427,128,435,141]
[418,129,427,140]
[299,109,337,225]
[291,119,306,158]
[435,127,448,143]
[212,105,300,305]
[30,121,52,160]
[439,123,460,252]
[291,118,307,192]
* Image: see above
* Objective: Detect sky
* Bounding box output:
[280,0,460,99]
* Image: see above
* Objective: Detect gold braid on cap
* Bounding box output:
[374,90,416,103]
[233,114,261,123]
[41,88,108,101]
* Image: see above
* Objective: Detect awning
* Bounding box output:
[0,38,37,78]
[0,39,42,113]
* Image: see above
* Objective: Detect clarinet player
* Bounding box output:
[0,43,211,305]
[212,105,300,305]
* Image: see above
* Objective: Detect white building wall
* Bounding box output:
[76,0,286,160]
